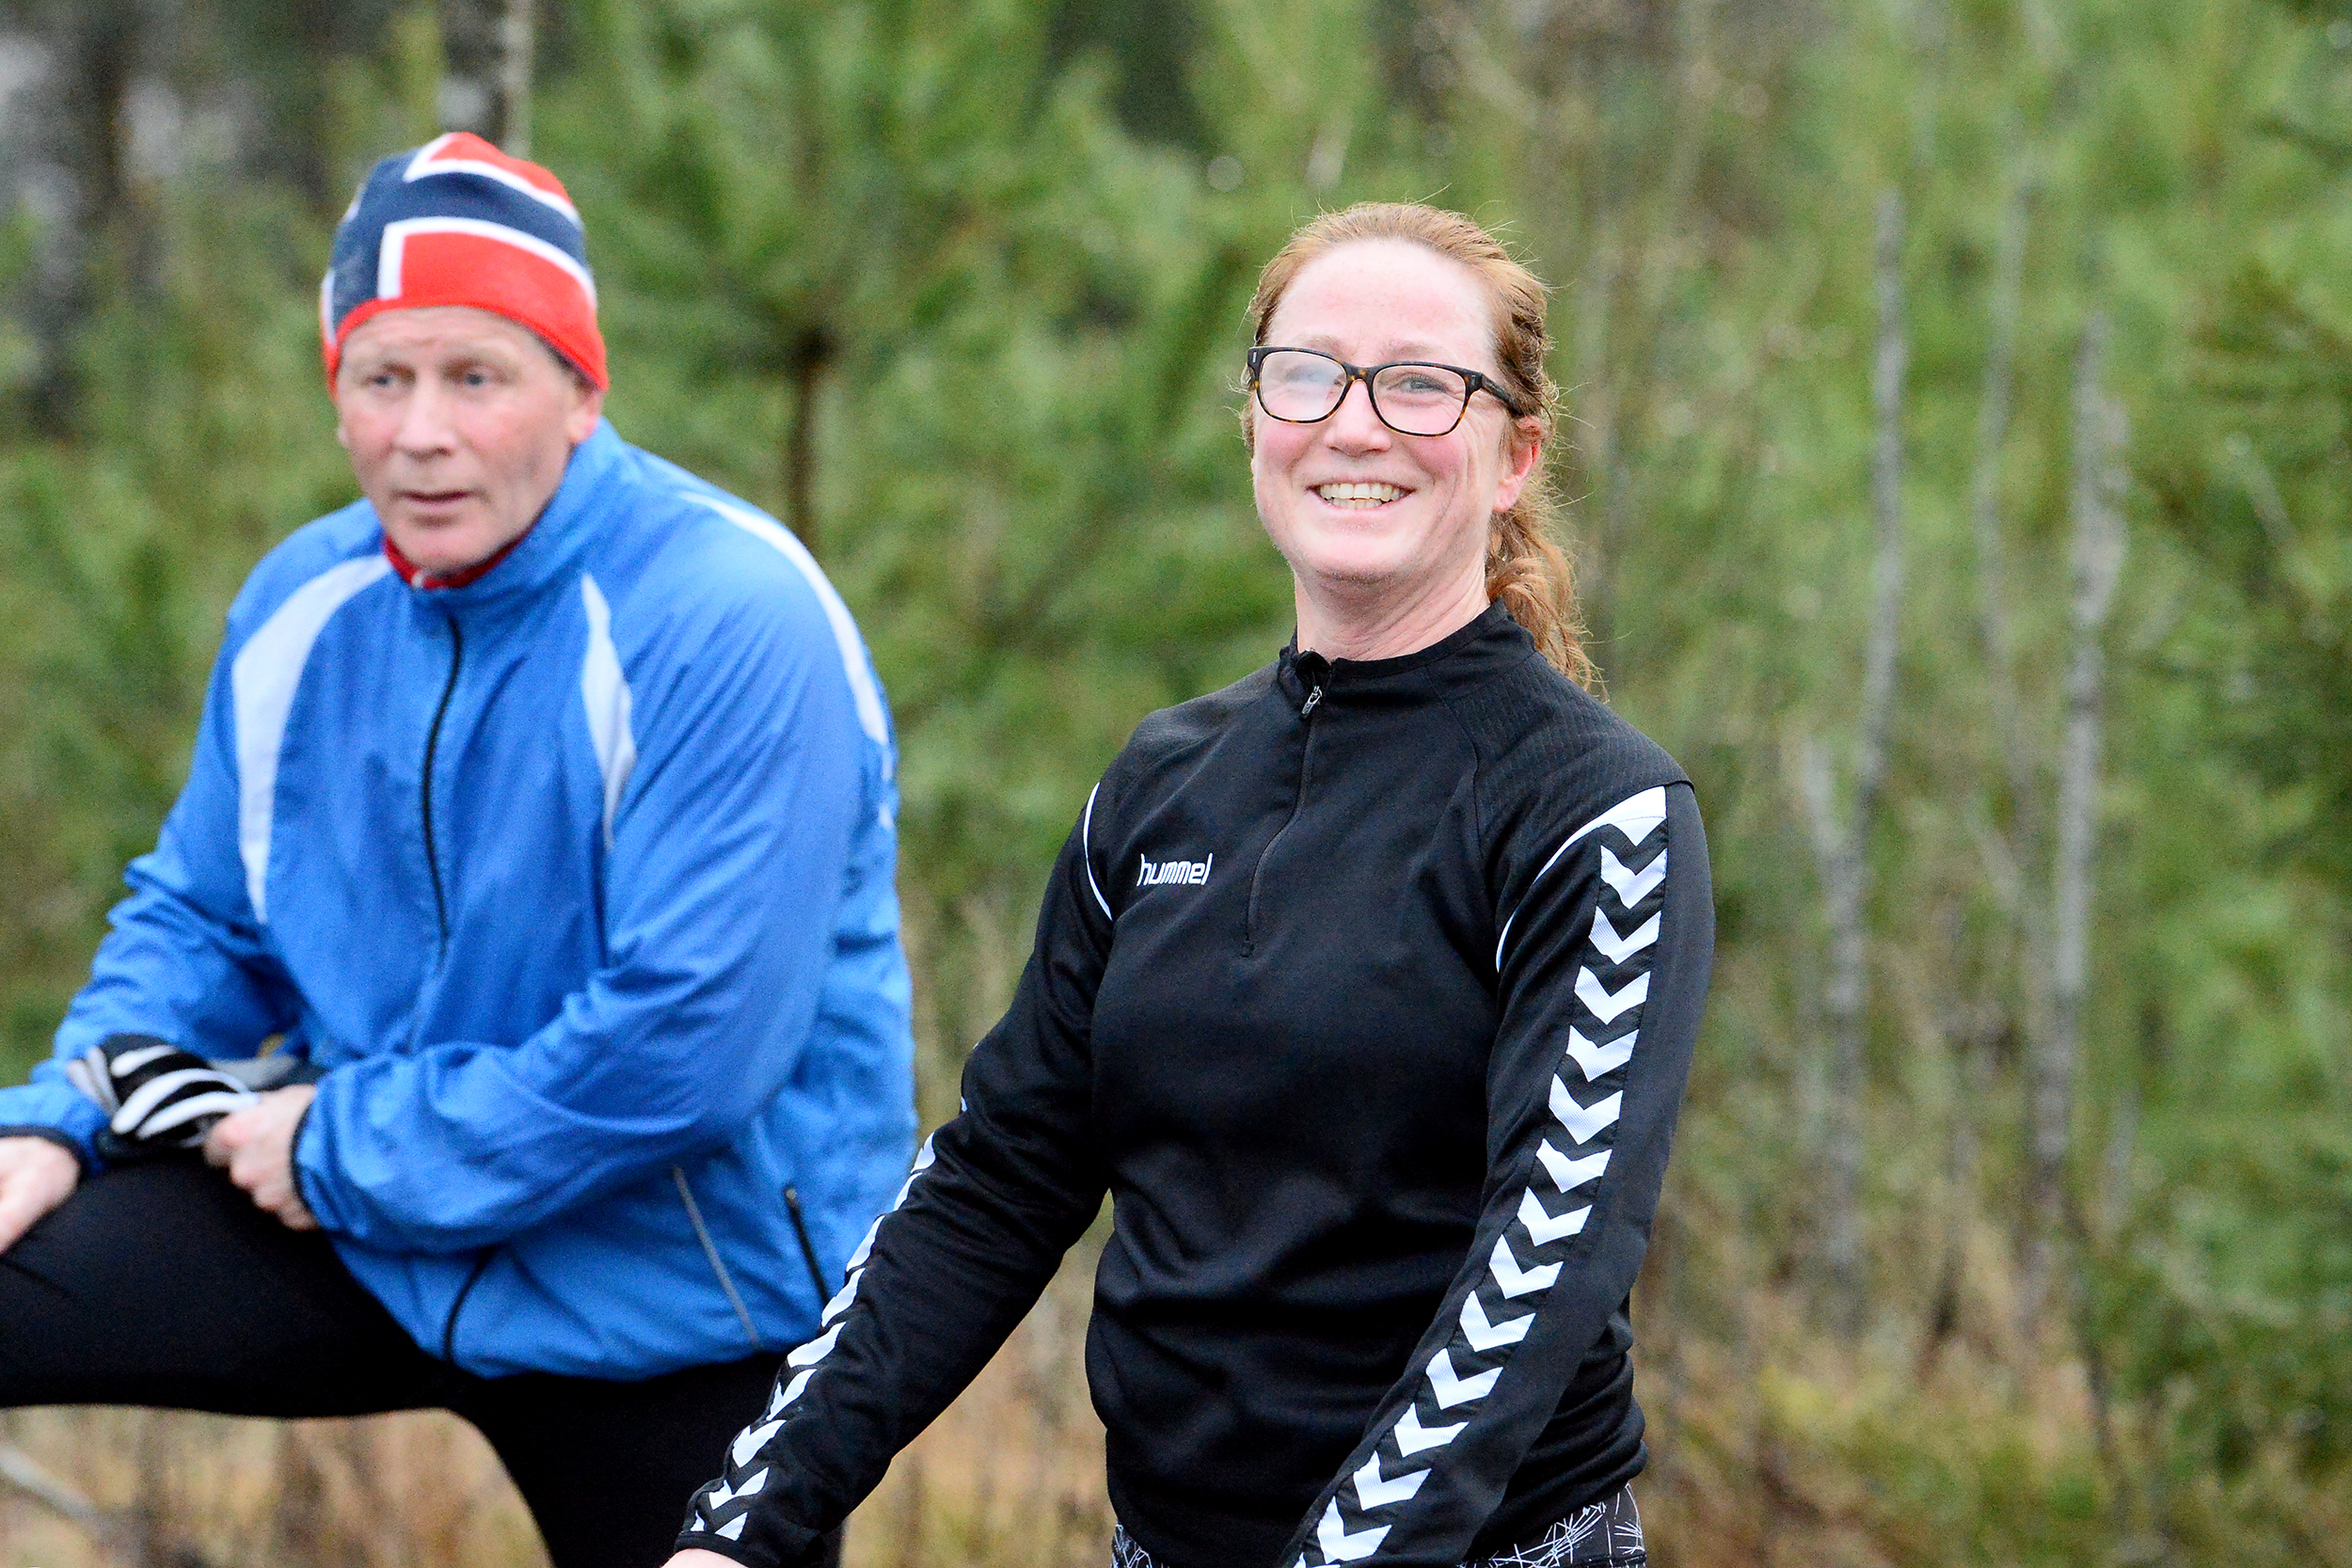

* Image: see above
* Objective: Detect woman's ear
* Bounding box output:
[1492,418,1543,515]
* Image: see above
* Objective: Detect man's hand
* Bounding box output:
[204,1085,320,1231]
[0,1135,80,1253]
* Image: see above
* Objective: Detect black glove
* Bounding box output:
[62,1035,260,1162]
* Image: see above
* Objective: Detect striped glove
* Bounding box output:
[62,1035,260,1161]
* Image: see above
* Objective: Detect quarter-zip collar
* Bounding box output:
[1273,599,1534,712]
[369,418,628,622]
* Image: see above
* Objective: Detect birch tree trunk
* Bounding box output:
[2020,310,2127,1332]
[1968,170,2035,819]
[440,0,534,155]
[1806,189,1907,1336]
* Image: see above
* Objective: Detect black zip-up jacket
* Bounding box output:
[678,604,1713,1568]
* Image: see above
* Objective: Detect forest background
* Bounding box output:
[0,0,2348,1563]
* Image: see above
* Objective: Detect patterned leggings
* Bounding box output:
[1109,1484,1645,1568]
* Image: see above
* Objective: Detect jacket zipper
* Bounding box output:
[422,609,481,1366]
[675,1165,763,1351]
[1244,665,1325,954]
[440,1247,495,1363]
[420,610,465,953]
[783,1184,834,1305]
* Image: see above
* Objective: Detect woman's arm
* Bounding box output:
[671,785,1124,1568]
[1280,781,1714,1568]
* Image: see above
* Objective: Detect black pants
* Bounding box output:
[0,1160,835,1568]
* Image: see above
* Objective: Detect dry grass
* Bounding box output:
[8,1275,2349,1568]
[0,1246,1109,1568]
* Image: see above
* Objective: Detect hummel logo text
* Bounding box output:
[1137,852,1214,888]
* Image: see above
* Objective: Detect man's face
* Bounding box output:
[333,307,603,578]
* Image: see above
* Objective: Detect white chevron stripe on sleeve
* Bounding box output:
[1549,1081,1622,1144]
[717,1514,747,1541]
[844,1217,883,1275]
[820,1273,862,1325]
[775,1369,815,1409]
[1394,1404,1468,1455]
[715,1466,771,1504]
[885,1134,941,1212]
[1460,1290,1534,1351]
[1425,1349,1502,1407]
[1536,1141,1611,1192]
[1494,786,1669,967]
[1577,968,1650,1024]
[1564,1026,1634,1081]
[1355,1452,1430,1508]
[1317,1500,1392,1561]
[730,1418,782,1468]
[1599,846,1667,910]
[1588,906,1661,964]
[786,1324,840,1367]
[1489,1233,1563,1297]
[1519,1188,1591,1246]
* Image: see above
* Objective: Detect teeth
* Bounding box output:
[1315,483,1404,507]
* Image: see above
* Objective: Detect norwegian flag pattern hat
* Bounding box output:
[321,132,606,388]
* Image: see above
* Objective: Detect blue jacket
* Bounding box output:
[0,422,917,1379]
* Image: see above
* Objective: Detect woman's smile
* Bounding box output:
[1311,481,1410,509]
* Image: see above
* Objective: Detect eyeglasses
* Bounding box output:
[1247,346,1525,437]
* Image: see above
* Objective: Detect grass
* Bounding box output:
[8,1245,2352,1567]
[0,1246,1110,1568]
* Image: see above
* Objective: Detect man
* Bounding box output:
[0,134,913,1568]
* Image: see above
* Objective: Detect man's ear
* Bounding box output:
[327,365,354,451]
[565,385,605,447]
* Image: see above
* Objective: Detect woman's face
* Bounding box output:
[1250,239,1537,613]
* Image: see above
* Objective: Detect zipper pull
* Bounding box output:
[1300,686,1324,719]
[784,1185,834,1299]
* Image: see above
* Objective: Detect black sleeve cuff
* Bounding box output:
[673,1528,837,1568]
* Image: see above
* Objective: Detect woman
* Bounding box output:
[668,203,1712,1568]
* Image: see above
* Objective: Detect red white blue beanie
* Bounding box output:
[321,133,606,389]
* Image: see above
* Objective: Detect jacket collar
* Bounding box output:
[1274,600,1534,709]
[372,420,628,615]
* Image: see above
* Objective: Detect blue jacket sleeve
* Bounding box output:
[293,585,870,1252]
[0,627,302,1162]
